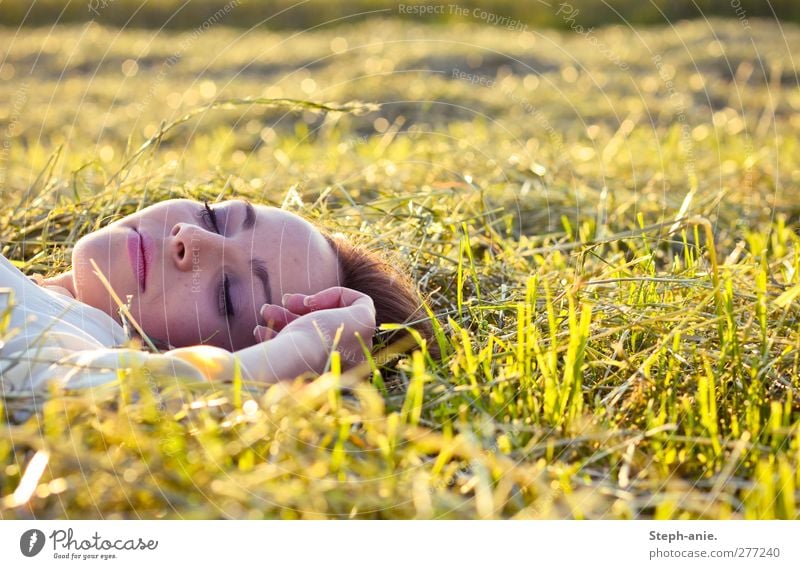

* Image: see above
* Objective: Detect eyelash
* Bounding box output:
[201,201,234,318]
[201,200,221,233]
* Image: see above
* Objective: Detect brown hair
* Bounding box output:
[322,233,441,361]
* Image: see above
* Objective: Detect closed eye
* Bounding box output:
[201,200,221,234]
[219,274,233,317]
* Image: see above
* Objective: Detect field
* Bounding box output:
[1,13,800,519]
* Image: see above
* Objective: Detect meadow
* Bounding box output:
[1,13,800,519]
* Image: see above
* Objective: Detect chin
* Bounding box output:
[71,236,119,322]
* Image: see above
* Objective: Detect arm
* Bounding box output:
[165,327,325,385]
[167,286,376,385]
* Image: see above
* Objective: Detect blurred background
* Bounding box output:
[2,0,800,29]
[1,0,797,239]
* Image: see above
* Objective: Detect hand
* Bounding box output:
[34,274,76,299]
[253,286,376,370]
[42,284,76,299]
[252,302,301,342]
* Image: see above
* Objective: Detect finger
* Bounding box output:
[281,293,319,315]
[253,325,277,343]
[260,304,301,329]
[304,286,375,311]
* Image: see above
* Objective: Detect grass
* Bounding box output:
[1,15,800,519]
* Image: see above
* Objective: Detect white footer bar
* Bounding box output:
[2,521,798,568]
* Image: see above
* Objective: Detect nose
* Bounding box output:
[169,223,224,271]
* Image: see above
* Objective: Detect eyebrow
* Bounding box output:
[227,199,271,329]
[240,200,269,305]
[251,258,271,306]
[241,199,256,231]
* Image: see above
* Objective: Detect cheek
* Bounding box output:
[277,254,313,295]
[146,286,230,348]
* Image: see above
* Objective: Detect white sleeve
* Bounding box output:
[0,330,208,398]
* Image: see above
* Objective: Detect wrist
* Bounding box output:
[279,326,330,375]
[235,326,329,384]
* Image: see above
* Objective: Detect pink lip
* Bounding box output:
[127,229,152,292]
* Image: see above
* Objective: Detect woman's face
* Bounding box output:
[70,198,341,351]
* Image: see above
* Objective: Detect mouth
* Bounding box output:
[127,228,151,292]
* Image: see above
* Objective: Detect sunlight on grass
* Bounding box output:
[1,17,799,519]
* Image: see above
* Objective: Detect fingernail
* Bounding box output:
[303,296,312,306]
[282,293,290,305]
[253,325,261,337]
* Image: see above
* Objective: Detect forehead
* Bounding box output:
[249,203,322,246]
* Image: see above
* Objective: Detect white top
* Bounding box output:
[0,252,128,348]
[0,253,208,421]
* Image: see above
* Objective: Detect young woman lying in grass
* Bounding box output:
[1,198,435,404]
